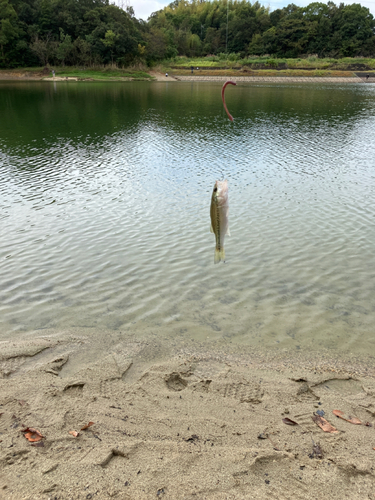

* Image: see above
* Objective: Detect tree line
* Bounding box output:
[1,0,374,68]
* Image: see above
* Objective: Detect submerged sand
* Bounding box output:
[1,330,375,499]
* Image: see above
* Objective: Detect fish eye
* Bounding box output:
[214,187,217,192]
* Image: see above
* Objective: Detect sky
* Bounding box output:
[122,0,375,22]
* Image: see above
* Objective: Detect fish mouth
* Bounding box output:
[214,179,228,196]
[214,179,228,190]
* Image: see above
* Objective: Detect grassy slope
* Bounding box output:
[55,67,152,80]
[161,56,375,77]
[0,66,153,81]
[167,56,375,70]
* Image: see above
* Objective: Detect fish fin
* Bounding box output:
[214,248,225,264]
[226,227,230,236]
[210,224,214,233]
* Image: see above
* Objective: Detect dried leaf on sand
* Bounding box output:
[333,410,362,425]
[312,414,339,433]
[21,427,44,442]
[282,417,298,426]
[81,421,94,430]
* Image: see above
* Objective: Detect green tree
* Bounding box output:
[0,0,20,65]
[187,32,201,55]
[248,33,264,55]
[203,26,221,53]
[73,36,93,65]
[101,29,119,64]
[30,32,57,65]
[144,26,168,62]
[337,3,375,56]
[2,0,375,67]
[56,28,73,65]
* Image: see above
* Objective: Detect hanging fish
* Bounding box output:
[210,180,230,264]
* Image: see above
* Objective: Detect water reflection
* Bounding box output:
[1,81,375,357]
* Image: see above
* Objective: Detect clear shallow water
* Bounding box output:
[1,80,375,356]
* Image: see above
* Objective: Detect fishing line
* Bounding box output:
[226,0,229,56]
[221,0,236,122]
[218,0,237,183]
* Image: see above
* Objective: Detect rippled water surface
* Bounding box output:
[1,80,375,357]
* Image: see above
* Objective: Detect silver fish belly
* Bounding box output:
[210,180,229,264]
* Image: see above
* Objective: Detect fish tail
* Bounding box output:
[214,247,225,264]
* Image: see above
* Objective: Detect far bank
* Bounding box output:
[1,67,375,83]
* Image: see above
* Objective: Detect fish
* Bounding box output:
[210,179,230,264]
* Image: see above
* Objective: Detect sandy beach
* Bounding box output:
[1,330,375,499]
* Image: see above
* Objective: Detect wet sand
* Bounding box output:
[1,330,375,499]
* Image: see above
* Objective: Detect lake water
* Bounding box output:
[1,80,375,361]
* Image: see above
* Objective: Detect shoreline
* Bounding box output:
[1,329,375,498]
[170,74,364,83]
[0,70,374,83]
